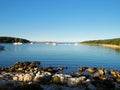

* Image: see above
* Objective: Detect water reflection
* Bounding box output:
[13,45,21,52]
[100,46,120,53]
[81,44,120,53]
[114,48,120,52]
[0,43,120,71]
[0,45,4,52]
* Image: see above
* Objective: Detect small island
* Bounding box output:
[80,38,120,49]
[0,36,30,43]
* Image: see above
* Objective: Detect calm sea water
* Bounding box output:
[0,43,120,72]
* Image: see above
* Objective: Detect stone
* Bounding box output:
[71,72,81,77]
[87,82,96,90]
[58,67,64,71]
[43,72,51,76]
[13,76,18,81]
[86,68,96,73]
[0,79,8,85]
[97,68,107,75]
[47,68,53,72]
[67,76,86,87]
[33,71,51,83]
[78,67,88,72]
[116,78,120,83]
[93,72,100,77]
[84,79,90,83]
[34,75,51,84]
[114,82,120,89]
[99,76,107,80]
[33,76,40,82]
[18,68,23,71]
[36,71,41,76]
[67,78,79,86]
[23,74,33,82]
[29,62,36,68]
[34,68,38,71]
[116,72,120,79]
[0,75,4,78]
[17,74,24,82]
[1,61,120,90]
[110,70,117,77]
[29,73,35,77]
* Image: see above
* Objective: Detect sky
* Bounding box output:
[0,0,120,42]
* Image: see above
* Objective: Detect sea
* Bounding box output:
[0,43,120,73]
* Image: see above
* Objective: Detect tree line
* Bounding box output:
[81,38,120,45]
[0,36,30,43]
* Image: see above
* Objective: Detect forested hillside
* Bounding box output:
[81,38,120,45]
[0,36,30,43]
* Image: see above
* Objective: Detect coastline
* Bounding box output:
[100,44,120,49]
[80,43,120,49]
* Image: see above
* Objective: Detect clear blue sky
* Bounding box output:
[0,0,120,42]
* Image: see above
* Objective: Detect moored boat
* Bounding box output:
[52,42,57,46]
[13,42,23,45]
[13,38,23,45]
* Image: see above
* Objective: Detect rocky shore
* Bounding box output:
[0,61,120,90]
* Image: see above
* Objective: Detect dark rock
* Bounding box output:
[41,67,58,74]
[0,67,6,71]
[97,68,107,76]
[71,72,81,77]
[86,67,97,74]
[58,67,64,71]
[91,79,115,90]
[0,83,44,90]
[78,66,88,72]
[116,78,120,83]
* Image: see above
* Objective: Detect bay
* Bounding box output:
[0,43,120,72]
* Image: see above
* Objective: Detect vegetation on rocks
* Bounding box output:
[52,76,61,84]
[0,36,30,43]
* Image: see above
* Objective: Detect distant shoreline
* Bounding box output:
[99,44,120,49]
[80,43,120,49]
[80,38,120,49]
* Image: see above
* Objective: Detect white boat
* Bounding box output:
[30,42,33,44]
[52,43,57,46]
[13,38,23,45]
[13,42,23,45]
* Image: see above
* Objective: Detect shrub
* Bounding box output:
[52,76,61,84]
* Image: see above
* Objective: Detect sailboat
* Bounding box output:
[13,38,23,45]
[52,42,57,46]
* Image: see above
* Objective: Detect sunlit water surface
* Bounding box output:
[0,43,120,73]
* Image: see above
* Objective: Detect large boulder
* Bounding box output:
[67,76,86,87]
